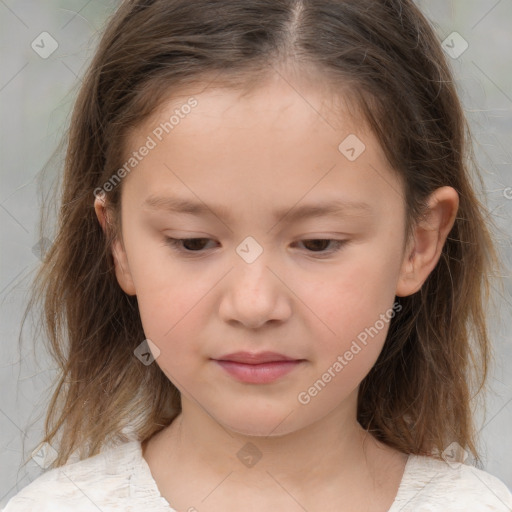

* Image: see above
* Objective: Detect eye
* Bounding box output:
[165,237,217,254]
[294,239,349,256]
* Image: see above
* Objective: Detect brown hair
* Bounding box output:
[23,0,500,468]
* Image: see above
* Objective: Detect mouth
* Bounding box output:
[212,351,305,384]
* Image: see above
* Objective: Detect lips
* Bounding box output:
[215,351,298,364]
[212,351,305,384]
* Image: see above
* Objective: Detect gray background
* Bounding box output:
[1,0,511,506]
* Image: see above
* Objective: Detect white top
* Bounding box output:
[2,440,512,511]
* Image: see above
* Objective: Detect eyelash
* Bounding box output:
[164,237,349,258]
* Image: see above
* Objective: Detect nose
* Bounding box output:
[218,254,292,329]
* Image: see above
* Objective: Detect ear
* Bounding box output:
[396,186,459,297]
[94,195,136,296]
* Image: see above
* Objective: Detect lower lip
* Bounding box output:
[214,360,303,384]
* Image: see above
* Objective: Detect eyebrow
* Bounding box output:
[142,195,374,225]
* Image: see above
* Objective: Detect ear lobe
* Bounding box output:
[93,195,136,296]
[396,186,459,297]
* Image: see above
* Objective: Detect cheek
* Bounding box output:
[120,234,203,350]
[135,282,205,382]
[297,241,403,361]
[135,274,207,341]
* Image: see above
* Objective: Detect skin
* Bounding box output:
[95,70,459,511]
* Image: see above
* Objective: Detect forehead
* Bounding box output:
[120,75,404,221]
[142,69,364,134]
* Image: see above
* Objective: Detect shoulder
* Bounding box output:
[392,454,512,512]
[1,440,142,512]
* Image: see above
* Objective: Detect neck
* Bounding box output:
[142,388,409,510]
[153,389,387,488]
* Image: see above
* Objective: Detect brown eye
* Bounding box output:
[301,239,332,252]
[292,239,350,258]
[165,237,216,253]
[180,238,211,251]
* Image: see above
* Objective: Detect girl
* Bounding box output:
[3,0,512,510]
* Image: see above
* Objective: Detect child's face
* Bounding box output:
[108,76,411,436]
